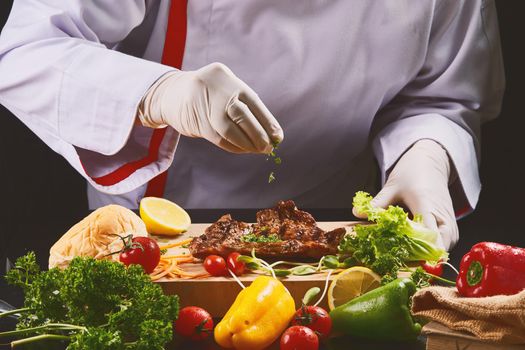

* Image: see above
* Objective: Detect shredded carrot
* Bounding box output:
[160,256,195,264]
[175,270,210,279]
[150,251,206,280]
[162,254,191,259]
[150,260,176,281]
[159,238,193,250]
[150,271,172,281]
[179,273,210,280]
[171,257,196,264]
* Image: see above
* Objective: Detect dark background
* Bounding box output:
[0,0,524,305]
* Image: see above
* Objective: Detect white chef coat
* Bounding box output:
[0,0,504,212]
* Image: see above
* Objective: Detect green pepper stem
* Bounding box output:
[0,307,33,318]
[11,334,70,348]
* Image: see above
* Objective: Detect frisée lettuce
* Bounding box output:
[339,191,448,284]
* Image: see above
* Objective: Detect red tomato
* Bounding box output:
[226,252,246,276]
[280,325,319,350]
[203,255,227,276]
[175,306,214,341]
[291,305,332,339]
[420,260,444,277]
[119,236,160,274]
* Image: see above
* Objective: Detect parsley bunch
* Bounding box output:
[1,252,179,349]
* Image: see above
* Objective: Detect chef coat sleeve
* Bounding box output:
[0,0,178,194]
[372,0,504,217]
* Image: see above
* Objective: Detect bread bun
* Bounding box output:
[49,205,148,269]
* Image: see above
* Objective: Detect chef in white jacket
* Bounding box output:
[0,0,504,250]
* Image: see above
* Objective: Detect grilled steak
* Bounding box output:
[189,200,346,260]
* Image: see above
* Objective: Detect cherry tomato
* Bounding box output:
[175,306,214,341]
[420,260,444,277]
[119,236,160,274]
[291,305,332,339]
[203,255,227,276]
[226,252,246,276]
[280,325,319,350]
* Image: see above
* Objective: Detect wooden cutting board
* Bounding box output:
[155,221,358,317]
[423,322,525,350]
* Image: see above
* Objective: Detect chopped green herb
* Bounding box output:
[268,172,276,183]
[241,233,282,243]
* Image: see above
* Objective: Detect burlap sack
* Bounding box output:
[411,286,525,344]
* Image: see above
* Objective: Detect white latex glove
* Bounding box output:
[139,62,283,153]
[353,139,459,250]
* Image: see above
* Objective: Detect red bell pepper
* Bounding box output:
[456,242,525,297]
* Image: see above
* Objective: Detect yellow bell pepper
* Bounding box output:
[214,276,296,350]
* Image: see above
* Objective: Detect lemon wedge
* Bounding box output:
[327,266,381,310]
[139,197,191,236]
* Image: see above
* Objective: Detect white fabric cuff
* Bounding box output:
[57,48,181,195]
[77,126,179,195]
[373,113,480,217]
[58,46,175,156]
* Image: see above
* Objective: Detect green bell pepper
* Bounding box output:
[329,277,421,342]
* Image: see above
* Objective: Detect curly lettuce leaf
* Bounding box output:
[350,191,447,262]
[340,192,448,280]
